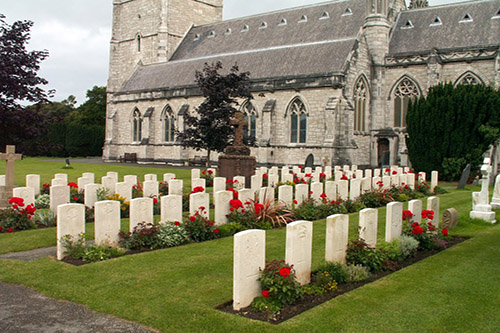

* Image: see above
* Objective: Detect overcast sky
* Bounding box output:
[1,0,465,105]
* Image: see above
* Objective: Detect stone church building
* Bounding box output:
[103,0,500,167]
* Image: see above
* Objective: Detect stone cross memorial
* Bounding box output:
[470,158,496,223]
[0,145,22,208]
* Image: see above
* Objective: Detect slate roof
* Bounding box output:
[389,0,500,55]
[120,0,364,93]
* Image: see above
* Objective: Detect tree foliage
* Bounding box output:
[178,62,253,163]
[406,83,500,180]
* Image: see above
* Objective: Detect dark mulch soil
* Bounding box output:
[217,236,467,324]
[61,248,151,266]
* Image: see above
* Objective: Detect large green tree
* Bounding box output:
[406,83,500,180]
[178,62,253,165]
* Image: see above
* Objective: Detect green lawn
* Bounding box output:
[1,159,499,332]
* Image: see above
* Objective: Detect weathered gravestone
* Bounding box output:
[0,146,22,208]
[325,214,349,264]
[50,185,70,215]
[130,198,153,232]
[233,229,265,311]
[95,200,121,246]
[56,203,85,260]
[490,174,500,209]
[442,208,459,229]
[161,195,183,224]
[214,190,232,225]
[359,208,378,248]
[278,185,293,207]
[13,187,35,207]
[385,202,403,242]
[26,174,40,196]
[457,164,471,190]
[286,220,313,285]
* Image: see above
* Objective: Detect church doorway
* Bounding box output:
[305,154,314,168]
[378,138,390,167]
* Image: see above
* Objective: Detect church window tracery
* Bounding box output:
[353,77,368,132]
[455,72,483,86]
[242,101,257,140]
[289,98,307,143]
[393,78,420,128]
[163,105,176,142]
[132,109,143,142]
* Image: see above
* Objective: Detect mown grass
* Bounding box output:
[1,159,499,331]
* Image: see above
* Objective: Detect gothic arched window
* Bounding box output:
[289,98,307,143]
[163,105,175,142]
[242,102,257,139]
[455,72,483,86]
[353,77,368,132]
[132,109,142,142]
[393,77,420,128]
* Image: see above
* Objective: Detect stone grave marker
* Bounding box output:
[101,176,116,194]
[490,174,500,209]
[359,208,378,248]
[355,170,363,179]
[56,203,85,260]
[325,181,337,201]
[259,187,274,204]
[334,170,343,181]
[304,167,313,174]
[84,184,101,208]
[310,182,323,203]
[285,220,313,285]
[408,199,422,224]
[361,177,371,193]
[418,172,426,182]
[214,191,233,225]
[51,178,66,187]
[431,171,439,192]
[282,173,294,183]
[382,176,391,190]
[233,176,246,190]
[82,172,95,183]
[337,180,348,200]
[457,164,471,190]
[107,171,119,184]
[54,173,68,182]
[13,187,35,206]
[130,197,153,232]
[115,182,132,202]
[268,174,279,188]
[191,178,206,191]
[278,185,293,207]
[233,229,265,311]
[191,169,201,181]
[427,196,440,226]
[325,214,349,264]
[77,177,92,193]
[365,169,373,179]
[169,179,183,196]
[144,174,157,182]
[163,173,176,183]
[250,175,262,194]
[143,180,159,198]
[50,185,70,215]
[324,166,332,179]
[373,169,381,178]
[407,173,416,189]
[385,202,403,242]
[26,174,40,196]
[295,183,309,205]
[189,192,209,218]
[372,176,382,189]
[124,175,138,186]
[442,208,459,229]
[238,189,255,205]
[161,195,183,224]
[213,177,226,193]
[95,200,121,246]
[349,179,361,200]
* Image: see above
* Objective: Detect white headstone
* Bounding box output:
[238,189,255,206]
[143,180,159,198]
[160,195,183,224]
[0,175,5,186]
[390,175,400,187]
[278,185,293,207]
[282,173,294,183]
[352,165,358,172]
[334,171,343,181]
[427,196,440,227]
[191,169,201,181]
[251,175,262,194]
[124,175,138,186]
[364,169,373,179]
[191,178,206,191]
[349,179,361,200]
[324,166,332,179]
[325,181,337,202]
[77,177,92,193]
[144,174,157,182]
[295,183,309,205]
[361,177,371,194]
[94,200,121,246]
[189,192,210,218]
[269,166,279,175]
[54,173,68,183]
[382,176,391,190]
[268,174,279,188]
[325,214,349,264]
[408,199,422,224]
[285,220,313,285]
[431,171,439,192]
[259,187,274,204]
[82,173,95,183]
[310,182,323,203]
[107,171,119,184]
[472,192,480,210]
[212,177,225,193]
[13,187,35,207]
[399,174,408,187]
[129,197,153,232]
[50,185,70,215]
[337,180,348,200]
[385,202,403,242]
[233,176,245,190]
[115,182,132,202]
[101,176,116,194]
[214,191,233,225]
[163,173,176,183]
[56,203,85,260]
[407,173,416,189]
[169,179,183,196]
[51,178,66,187]
[491,174,500,209]
[355,170,363,179]
[233,230,266,311]
[84,183,101,208]
[359,208,378,248]
[372,176,382,190]
[418,172,427,182]
[373,169,381,178]
[26,174,40,196]
[305,167,313,174]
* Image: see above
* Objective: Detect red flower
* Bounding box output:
[309,191,313,195]
[254,203,264,215]
[12,204,18,210]
[411,222,420,228]
[320,193,327,198]
[412,226,424,235]
[263,174,268,179]
[341,175,348,180]
[68,182,78,188]
[213,229,220,234]
[279,267,291,278]
[174,221,181,226]
[293,200,298,205]
[73,196,78,201]
[262,290,270,298]
[392,171,398,175]
[299,165,303,169]
[385,168,391,173]
[402,210,414,220]
[199,206,206,211]
[43,184,50,188]
[202,170,206,175]
[209,222,215,226]
[6,228,13,233]
[189,216,196,222]
[428,224,436,232]
[9,197,24,206]
[0,226,2,232]
[230,199,243,210]
[442,229,449,237]
[191,186,205,194]
[207,170,213,175]
[153,198,158,204]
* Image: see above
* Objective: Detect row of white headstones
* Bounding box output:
[233,196,441,311]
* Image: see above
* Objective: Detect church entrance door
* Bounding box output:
[378,138,390,168]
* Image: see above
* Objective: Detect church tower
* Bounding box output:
[107,0,223,94]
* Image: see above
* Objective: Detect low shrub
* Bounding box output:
[184,211,219,242]
[119,222,160,250]
[218,222,245,237]
[311,271,338,293]
[346,264,370,282]
[346,240,388,272]
[258,260,304,306]
[0,197,37,232]
[156,222,190,248]
[398,235,419,259]
[315,261,349,284]
[61,233,125,263]
[35,194,50,209]
[33,209,56,228]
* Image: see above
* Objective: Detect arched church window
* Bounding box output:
[393,78,420,128]
[289,98,307,143]
[163,105,176,142]
[242,101,257,139]
[353,77,368,132]
[132,109,142,142]
[455,72,483,86]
